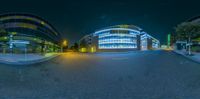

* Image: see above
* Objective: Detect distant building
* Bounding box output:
[0,13,61,53]
[79,34,93,52]
[79,25,160,52]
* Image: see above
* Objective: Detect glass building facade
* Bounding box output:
[79,25,160,52]
[140,33,160,50]
[140,34,148,50]
[0,13,61,53]
[94,25,141,50]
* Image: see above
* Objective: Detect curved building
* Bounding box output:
[0,13,61,53]
[79,25,160,52]
[94,25,142,50]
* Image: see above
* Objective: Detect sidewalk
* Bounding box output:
[0,53,60,65]
[173,50,200,64]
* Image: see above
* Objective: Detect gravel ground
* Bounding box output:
[0,50,200,99]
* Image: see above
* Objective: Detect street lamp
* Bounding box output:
[61,40,68,52]
[62,40,68,47]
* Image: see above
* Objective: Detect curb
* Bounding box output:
[172,50,200,64]
[0,54,60,66]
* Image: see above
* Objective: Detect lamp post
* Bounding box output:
[188,34,192,55]
[61,40,68,52]
[9,34,13,54]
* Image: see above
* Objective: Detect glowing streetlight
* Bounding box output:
[61,40,68,52]
[62,40,68,47]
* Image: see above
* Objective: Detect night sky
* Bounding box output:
[0,0,200,45]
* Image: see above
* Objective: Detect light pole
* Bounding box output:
[61,40,68,52]
[9,34,13,54]
[188,35,192,55]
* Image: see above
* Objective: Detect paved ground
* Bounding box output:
[0,53,59,65]
[0,53,58,62]
[0,50,200,99]
[174,50,200,63]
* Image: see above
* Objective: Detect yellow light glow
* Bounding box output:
[91,47,96,53]
[11,32,17,35]
[62,40,68,47]
[80,48,87,53]
[91,47,94,52]
[4,37,7,39]
[41,21,45,25]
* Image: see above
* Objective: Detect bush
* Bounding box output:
[192,46,200,52]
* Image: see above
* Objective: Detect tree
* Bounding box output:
[74,42,79,51]
[175,22,200,55]
[79,39,87,48]
[69,43,79,51]
[70,46,74,50]
[0,25,7,36]
[0,25,8,53]
[176,22,200,40]
[40,40,45,54]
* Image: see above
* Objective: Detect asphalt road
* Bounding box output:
[0,50,200,99]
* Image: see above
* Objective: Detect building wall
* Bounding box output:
[0,13,61,53]
[79,25,160,52]
[137,35,141,50]
[147,38,153,49]
[94,27,141,52]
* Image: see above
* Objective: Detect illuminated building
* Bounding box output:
[0,13,61,53]
[79,25,160,52]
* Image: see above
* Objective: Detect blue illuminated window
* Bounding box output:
[97,29,138,49]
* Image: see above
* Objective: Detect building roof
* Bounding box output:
[97,24,143,32]
[0,12,60,36]
[0,12,61,43]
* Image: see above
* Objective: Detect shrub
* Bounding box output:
[192,46,200,52]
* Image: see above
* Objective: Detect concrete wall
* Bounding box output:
[147,38,153,50]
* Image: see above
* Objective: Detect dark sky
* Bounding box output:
[0,0,200,44]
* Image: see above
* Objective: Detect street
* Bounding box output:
[0,50,200,99]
